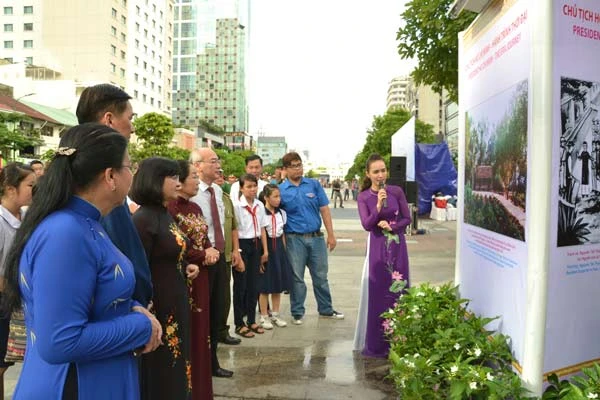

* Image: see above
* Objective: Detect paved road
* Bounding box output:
[4,200,457,399]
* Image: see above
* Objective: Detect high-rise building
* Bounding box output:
[387,75,447,137]
[0,0,173,115]
[386,76,414,111]
[127,0,175,115]
[172,0,248,135]
[257,136,287,165]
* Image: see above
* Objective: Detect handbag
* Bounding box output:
[5,309,26,363]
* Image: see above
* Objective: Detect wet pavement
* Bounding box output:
[4,200,457,399]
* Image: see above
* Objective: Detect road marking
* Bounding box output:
[337,238,353,243]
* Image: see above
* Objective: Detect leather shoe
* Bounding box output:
[220,334,241,345]
[212,368,233,378]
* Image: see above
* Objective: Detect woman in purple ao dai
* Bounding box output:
[353,153,411,358]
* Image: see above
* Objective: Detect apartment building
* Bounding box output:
[0,0,173,115]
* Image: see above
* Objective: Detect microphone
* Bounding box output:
[379,182,387,208]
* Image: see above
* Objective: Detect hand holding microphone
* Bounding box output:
[379,182,387,208]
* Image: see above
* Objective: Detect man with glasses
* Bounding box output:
[279,152,344,325]
[190,148,241,378]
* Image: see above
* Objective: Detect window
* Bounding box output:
[143,45,147,54]
[121,50,126,60]
[151,82,154,90]
[3,7,13,15]
[121,15,126,25]
[23,40,33,48]
[144,29,147,38]
[158,101,161,109]
[143,61,147,70]
[134,73,138,82]
[4,41,13,49]
[143,94,147,102]
[121,33,126,42]
[111,8,117,18]
[110,63,116,73]
[110,45,116,55]
[3,24,13,32]
[134,56,139,65]
[111,26,117,36]
[134,90,138,98]
[23,23,33,31]
[158,85,162,94]
[135,39,139,48]
[144,13,148,22]
[152,4,156,12]
[150,97,154,106]
[136,6,140,15]
[143,77,147,86]
[120,68,125,78]
[23,6,33,14]
[4,58,12,63]
[122,0,127,7]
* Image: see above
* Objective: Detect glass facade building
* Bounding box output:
[172,0,248,133]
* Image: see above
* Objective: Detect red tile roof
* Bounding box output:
[0,95,59,124]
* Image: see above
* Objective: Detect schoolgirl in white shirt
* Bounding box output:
[232,174,268,338]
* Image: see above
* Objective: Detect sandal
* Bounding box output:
[235,325,255,338]
[249,324,265,334]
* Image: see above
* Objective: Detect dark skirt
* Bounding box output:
[258,236,292,294]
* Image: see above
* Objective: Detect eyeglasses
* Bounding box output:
[202,158,221,164]
[288,163,303,170]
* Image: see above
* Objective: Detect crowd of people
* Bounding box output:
[0,84,412,399]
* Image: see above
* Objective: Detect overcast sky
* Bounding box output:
[247,0,415,166]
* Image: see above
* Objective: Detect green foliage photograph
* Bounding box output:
[464,80,528,241]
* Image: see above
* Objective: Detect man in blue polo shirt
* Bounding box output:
[279,152,344,324]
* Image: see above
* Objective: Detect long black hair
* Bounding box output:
[360,153,386,192]
[2,123,128,313]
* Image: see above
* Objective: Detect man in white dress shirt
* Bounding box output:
[190,148,241,378]
[229,155,269,205]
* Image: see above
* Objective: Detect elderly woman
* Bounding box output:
[2,123,162,399]
[131,157,199,400]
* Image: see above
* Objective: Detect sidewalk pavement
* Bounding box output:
[4,202,457,400]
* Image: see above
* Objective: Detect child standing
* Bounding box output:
[258,184,291,329]
[233,174,268,338]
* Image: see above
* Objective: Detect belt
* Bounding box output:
[287,231,323,237]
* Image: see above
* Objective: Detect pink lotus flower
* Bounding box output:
[392,271,404,281]
[382,319,391,330]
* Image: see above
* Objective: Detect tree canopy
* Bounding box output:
[345,108,435,181]
[396,0,477,102]
[0,112,43,161]
[130,112,190,162]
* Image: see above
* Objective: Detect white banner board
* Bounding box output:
[546,0,600,375]
[458,0,530,367]
[391,116,415,181]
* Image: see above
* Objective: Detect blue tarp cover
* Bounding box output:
[414,142,457,214]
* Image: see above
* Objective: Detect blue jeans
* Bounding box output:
[286,234,334,318]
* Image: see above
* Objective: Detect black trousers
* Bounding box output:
[207,255,226,371]
[218,261,232,340]
[233,239,261,327]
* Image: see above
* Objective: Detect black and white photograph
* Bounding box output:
[558,77,600,247]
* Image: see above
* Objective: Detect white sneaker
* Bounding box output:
[260,315,273,330]
[271,316,287,327]
[292,317,303,325]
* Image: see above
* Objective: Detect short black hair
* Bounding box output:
[130,157,180,207]
[29,160,43,167]
[238,173,258,197]
[282,152,302,168]
[245,154,262,166]
[0,163,34,197]
[76,84,132,124]
[176,160,191,182]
